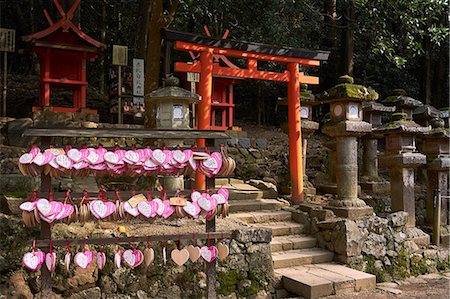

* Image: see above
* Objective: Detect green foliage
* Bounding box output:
[217,270,244,295]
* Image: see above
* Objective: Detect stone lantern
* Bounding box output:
[319,75,377,219]
[146,76,200,130]
[413,105,443,127]
[145,76,200,191]
[422,121,450,244]
[376,112,429,228]
[382,89,423,120]
[361,102,395,191]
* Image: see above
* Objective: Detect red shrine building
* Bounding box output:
[23,0,105,114]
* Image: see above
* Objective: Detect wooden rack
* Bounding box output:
[22,128,229,299]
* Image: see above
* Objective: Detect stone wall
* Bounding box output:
[1,214,274,299]
[294,205,450,283]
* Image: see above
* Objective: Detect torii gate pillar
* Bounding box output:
[195,50,214,190]
[288,63,304,203]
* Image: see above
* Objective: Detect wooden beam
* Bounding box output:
[35,231,231,248]
[23,128,228,139]
[175,62,319,84]
[175,41,321,66]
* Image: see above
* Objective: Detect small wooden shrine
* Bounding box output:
[23,0,105,114]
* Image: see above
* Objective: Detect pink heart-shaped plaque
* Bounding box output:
[161,200,175,219]
[172,150,187,164]
[200,246,218,263]
[90,200,116,219]
[20,201,36,212]
[75,251,94,269]
[197,194,217,212]
[137,201,154,218]
[39,212,57,223]
[55,204,74,220]
[36,198,54,216]
[97,252,107,270]
[211,193,227,205]
[123,249,144,268]
[124,150,140,164]
[45,252,57,272]
[23,251,45,271]
[218,188,229,200]
[67,148,83,163]
[114,250,122,269]
[151,149,169,166]
[86,149,102,165]
[55,155,73,169]
[183,201,201,218]
[124,202,140,217]
[104,152,120,164]
[19,153,34,164]
[190,191,202,202]
[152,198,165,216]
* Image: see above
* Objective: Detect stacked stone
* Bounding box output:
[319,75,377,219]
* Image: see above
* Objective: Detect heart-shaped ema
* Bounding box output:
[152,198,165,216]
[19,153,34,165]
[151,149,167,165]
[123,201,140,217]
[64,252,71,272]
[172,150,187,164]
[182,201,201,218]
[197,194,217,212]
[161,200,175,219]
[171,248,190,266]
[114,250,122,269]
[23,251,45,271]
[217,243,230,260]
[137,201,154,218]
[45,252,57,272]
[104,151,120,164]
[124,150,140,164]
[74,251,94,269]
[144,248,155,267]
[36,198,52,216]
[211,193,226,205]
[200,246,218,263]
[86,149,101,165]
[123,249,144,268]
[55,204,75,220]
[55,155,73,169]
[20,201,36,212]
[186,245,201,262]
[97,252,107,270]
[67,148,83,163]
[90,200,116,219]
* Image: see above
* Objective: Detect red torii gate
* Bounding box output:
[165,30,329,203]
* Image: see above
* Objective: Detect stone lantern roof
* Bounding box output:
[318,75,379,102]
[382,89,423,109]
[374,112,429,135]
[146,76,200,104]
[362,101,396,113]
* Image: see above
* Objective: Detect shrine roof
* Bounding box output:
[164,29,329,61]
[23,19,106,51]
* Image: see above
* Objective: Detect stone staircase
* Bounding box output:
[230,206,376,299]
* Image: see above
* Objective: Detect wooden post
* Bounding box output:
[433,190,441,246]
[205,174,216,299]
[40,136,52,298]
[287,62,304,203]
[2,51,6,116]
[118,65,123,124]
[195,50,213,190]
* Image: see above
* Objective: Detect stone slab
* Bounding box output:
[326,206,374,220]
[229,199,286,213]
[281,270,334,299]
[377,286,402,295]
[315,263,376,291]
[301,266,355,294]
[272,248,334,269]
[360,181,390,194]
[271,235,317,252]
[317,183,362,196]
[257,222,305,236]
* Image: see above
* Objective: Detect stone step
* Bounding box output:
[228,199,286,213]
[271,235,317,252]
[272,248,334,269]
[229,210,292,224]
[275,263,376,299]
[256,222,305,237]
[220,183,265,200]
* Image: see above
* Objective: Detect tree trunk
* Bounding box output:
[321,0,338,89]
[422,36,431,105]
[136,0,151,59]
[144,0,179,128]
[99,0,106,95]
[342,0,354,76]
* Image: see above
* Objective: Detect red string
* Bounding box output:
[32,240,36,252]
[222,232,224,241]
[131,236,136,250]
[83,240,86,252]
[99,243,103,252]
[147,236,151,248]
[30,191,37,202]
[49,239,53,253]
[66,240,70,253]
[48,189,53,201]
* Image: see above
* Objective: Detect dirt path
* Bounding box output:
[323,274,450,299]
